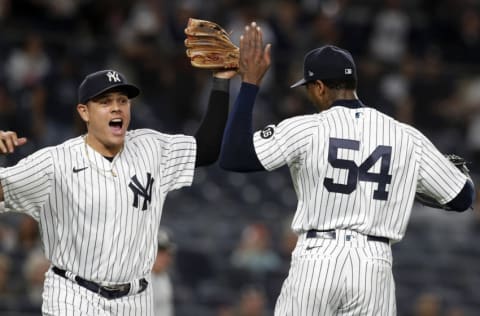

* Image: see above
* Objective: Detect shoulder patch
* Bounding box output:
[260,126,274,139]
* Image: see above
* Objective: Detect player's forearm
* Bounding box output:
[194,78,230,167]
[219,82,264,172]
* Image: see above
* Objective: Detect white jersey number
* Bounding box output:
[323,137,392,200]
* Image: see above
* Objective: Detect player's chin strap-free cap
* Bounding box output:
[78,70,140,104]
[290,45,357,88]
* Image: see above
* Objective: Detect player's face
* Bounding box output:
[77,91,131,156]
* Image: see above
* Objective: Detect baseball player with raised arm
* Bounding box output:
[0,67,236,315]
[219,23,475,315]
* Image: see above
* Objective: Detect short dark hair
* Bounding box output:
[322,78,357,90]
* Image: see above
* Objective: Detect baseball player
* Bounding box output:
[219,23,475,315]
[0,68,236,315]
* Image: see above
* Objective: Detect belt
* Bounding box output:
[306,229,389,244]
[52,266,148,300]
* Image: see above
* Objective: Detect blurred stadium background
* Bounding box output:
[0,0,479,315]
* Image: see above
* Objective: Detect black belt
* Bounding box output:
[306,229,389,244]
[52,266,148,300]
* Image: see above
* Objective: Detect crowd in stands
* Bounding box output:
[0,0,479,315]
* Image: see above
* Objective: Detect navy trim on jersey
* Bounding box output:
[219,82,265,172]
[445,179,475,212]
[331,99,365,109]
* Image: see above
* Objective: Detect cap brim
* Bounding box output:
[83,83,140,103]
[290,78,308,88]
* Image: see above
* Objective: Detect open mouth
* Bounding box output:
[109,118,123,134]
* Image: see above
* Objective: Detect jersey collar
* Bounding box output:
[331,99,364,109]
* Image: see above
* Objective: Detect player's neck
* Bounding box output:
[84,134,123,158]
[324,90,358,109]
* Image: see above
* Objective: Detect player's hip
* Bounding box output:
[42,268,154,315]
[293,229,392,262]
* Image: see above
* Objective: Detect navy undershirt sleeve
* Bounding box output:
[194,78,230,167]
[445,179,475,212]
[219,82,265,172]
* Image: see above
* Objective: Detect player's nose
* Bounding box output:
[111,100,122,112]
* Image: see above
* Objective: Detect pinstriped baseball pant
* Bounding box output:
[42,269,154,316]
[274,230,396,316]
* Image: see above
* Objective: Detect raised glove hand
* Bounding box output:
[184,18,239,70]
[415,154,471,210]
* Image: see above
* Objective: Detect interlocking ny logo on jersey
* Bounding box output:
[106,71,121,83]
[129,173,154,211]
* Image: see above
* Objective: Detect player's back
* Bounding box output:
[290,104,423,242]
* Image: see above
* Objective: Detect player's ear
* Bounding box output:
[77,103,89,123]
[310,80,325,98]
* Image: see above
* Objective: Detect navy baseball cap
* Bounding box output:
[290,45,357,88]
[78,70,140,104]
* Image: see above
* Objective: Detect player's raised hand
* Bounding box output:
[239,21,271,86]
[0,131,27,154]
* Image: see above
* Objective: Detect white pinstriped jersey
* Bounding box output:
[0,128,196,283]
[254,104,468,242]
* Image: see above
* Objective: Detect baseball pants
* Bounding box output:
[274,229,396,316]
[42,268,154,316]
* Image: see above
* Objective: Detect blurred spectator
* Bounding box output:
[230,223,281,280]
[368,0,411,65]
[449,8,480,64]
[413,292,441,316]
[461,76,480,170]
[4,33,51,92]
[0,253,17,311]
[410,46,459,151]
[0,81,16,130]
[377,55,416,121]
[17,215,40,253]
[231,285,268,316]
[445,306,466,316]
[152,228,176,316]
[0,221,15,254]
[21,248,50,312]
[44,57,79,145]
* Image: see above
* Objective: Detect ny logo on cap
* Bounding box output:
[345,68,352,75]
[106,71,121,83]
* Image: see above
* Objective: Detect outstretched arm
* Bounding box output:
[194,71,236,167]
[0,130,28,201]
[219,22,271,172]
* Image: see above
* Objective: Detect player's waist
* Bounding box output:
[51,266,148,300]
[301,229,390,245]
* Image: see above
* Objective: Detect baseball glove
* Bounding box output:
[184,18,239,70]
[415,154,471,210]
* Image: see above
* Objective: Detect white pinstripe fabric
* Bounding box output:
[254,104,467,314]
[275,231,395,316]
[0,128,196,313]
[254,106,467,241]
[42,269,154,315]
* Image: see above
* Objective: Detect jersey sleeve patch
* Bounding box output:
[260,126,274,139]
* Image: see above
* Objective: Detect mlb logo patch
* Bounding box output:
[345,68,352,75]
